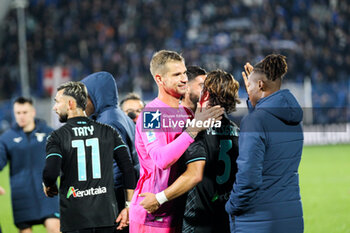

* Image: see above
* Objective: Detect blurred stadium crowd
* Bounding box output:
[0,0,349,124]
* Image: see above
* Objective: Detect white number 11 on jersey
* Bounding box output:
[72,138,101,181]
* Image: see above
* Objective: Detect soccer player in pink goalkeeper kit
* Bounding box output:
[129,50,224,233]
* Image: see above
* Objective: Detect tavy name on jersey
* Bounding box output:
[72,126,94,137]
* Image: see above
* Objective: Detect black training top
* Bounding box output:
[182,114,239,233]
[43,116,135,232]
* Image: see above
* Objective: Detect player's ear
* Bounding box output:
[199,90,210,109]
[201,91,210,102]
[68,99,75,110]
[258,80,265,91]
[32,106,36,117]
[154,74,163,85]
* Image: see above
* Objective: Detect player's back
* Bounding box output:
[49,116,118,231]
[183,114,239,233]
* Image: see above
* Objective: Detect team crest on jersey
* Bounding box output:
[66,186,107,198]
[35,133,46,142]
[13,137,23,143]
[146,131,156,143]
[143,110,161,129]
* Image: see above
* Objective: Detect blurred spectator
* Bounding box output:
[120,93,145,123]
[0,0,349,123]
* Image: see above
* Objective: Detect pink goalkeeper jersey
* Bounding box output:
[130,98,194,228]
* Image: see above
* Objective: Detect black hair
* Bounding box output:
[120,93,145,108]
[14,97,33,105]
[186,66,206,82]
[253,54,288,81]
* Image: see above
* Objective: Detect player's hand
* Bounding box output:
[139,192,160,213]
[242,62,253,93]
[189,104,224,135]
[0,186,5,195]
[43,184,58,197]
[116,208,129,230]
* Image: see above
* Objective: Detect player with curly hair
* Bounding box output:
[140,69,241,233]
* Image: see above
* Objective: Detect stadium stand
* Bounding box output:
[0,0,349,128]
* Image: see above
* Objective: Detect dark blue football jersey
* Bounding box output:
[182,114,239,233]
[44,116,135,232]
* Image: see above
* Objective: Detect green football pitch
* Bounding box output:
[1,144,350,233]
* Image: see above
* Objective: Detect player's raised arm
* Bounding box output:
[140,105,223,170]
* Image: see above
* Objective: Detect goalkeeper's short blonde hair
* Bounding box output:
[150,50,184,77]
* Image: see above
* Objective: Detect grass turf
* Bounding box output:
[299,144,350,233]
[0,144,349,232]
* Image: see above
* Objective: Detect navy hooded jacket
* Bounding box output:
[81,72,139,189]
[0,119,59,224]
[225,89,304,233]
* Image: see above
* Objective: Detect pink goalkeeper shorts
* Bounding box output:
[129,220,181,233]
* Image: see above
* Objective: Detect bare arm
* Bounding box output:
[164,160,205,200]
[125,189,134,202]
[139,160,205,213]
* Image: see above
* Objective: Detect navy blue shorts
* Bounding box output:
[15,213,59,230]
